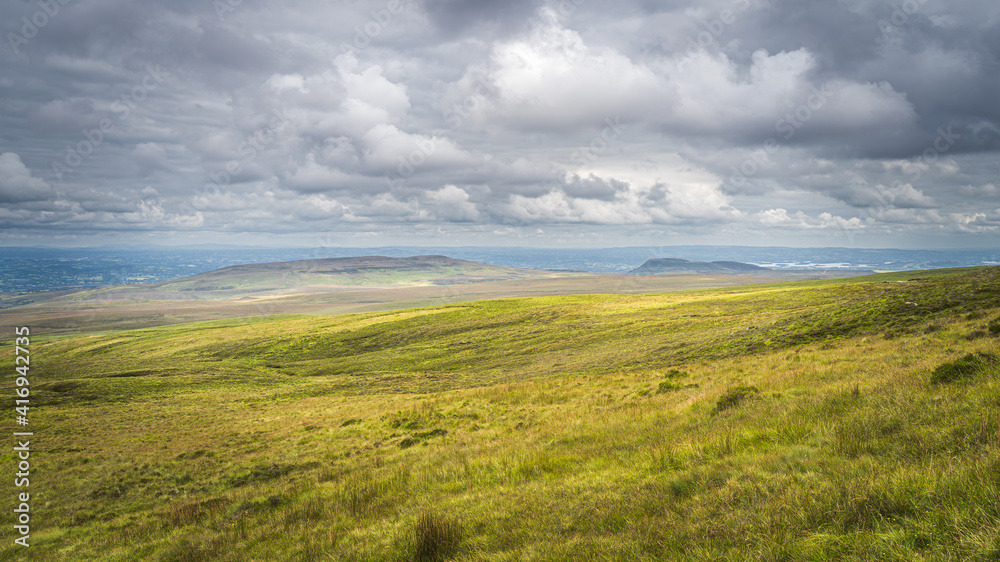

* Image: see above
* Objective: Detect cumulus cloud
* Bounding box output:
[0,153,55,204]
[756,208,864,230]
[426,185,479,221]
[0,0,998,246]
[496,174,741,226]
[456,10,665,130]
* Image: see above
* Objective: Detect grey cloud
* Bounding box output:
[0,153,54,203]
[422,0,541,38]
[31,99,98,133]
[1,0,998,246]
[131,142,171,176]
[562,174,628,201]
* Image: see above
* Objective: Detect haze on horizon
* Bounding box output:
[1,0,999,250]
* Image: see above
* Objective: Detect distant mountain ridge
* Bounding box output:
[630,258,770,275]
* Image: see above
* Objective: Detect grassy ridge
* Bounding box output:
[2,268,1000,559]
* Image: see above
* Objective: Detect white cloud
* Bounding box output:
[467,9,664,129]
[448,12,918,148]
[295,195,349,220]
[427,185,479,221]
[361,124,476,171]
[499,174,741,225]
[755,208,864,230]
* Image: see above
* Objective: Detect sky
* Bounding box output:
[1,0,998,249]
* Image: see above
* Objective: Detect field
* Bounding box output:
[0,267,860,335]
[2,267,1000,560]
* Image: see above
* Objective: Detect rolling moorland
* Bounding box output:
[2,265,1000,559]
[0,256,862,335]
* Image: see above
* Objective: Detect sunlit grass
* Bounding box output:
[1,267,999,559]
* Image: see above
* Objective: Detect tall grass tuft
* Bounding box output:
[413,512,463,561]
[715,385,760,412]
[930,352,998,384]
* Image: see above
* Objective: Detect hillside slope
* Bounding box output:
[3,267,1000,560]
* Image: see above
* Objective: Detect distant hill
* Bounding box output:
[150,255,574,295]
[630,258,770,275]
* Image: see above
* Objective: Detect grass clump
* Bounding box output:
[413,512,463,561]
[930,352,998,384]
[399,429,447,448]
[228,462,291,487]
[968,329,988,340]
[657,369,690,393]
[715,385,760,412]
[657,381,683,393]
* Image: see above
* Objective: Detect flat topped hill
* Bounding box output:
[631,257,770,274]
[152,254,573,294]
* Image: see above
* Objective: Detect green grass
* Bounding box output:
[2,267,1000,560]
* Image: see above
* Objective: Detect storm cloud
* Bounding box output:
[1,0,998,247]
